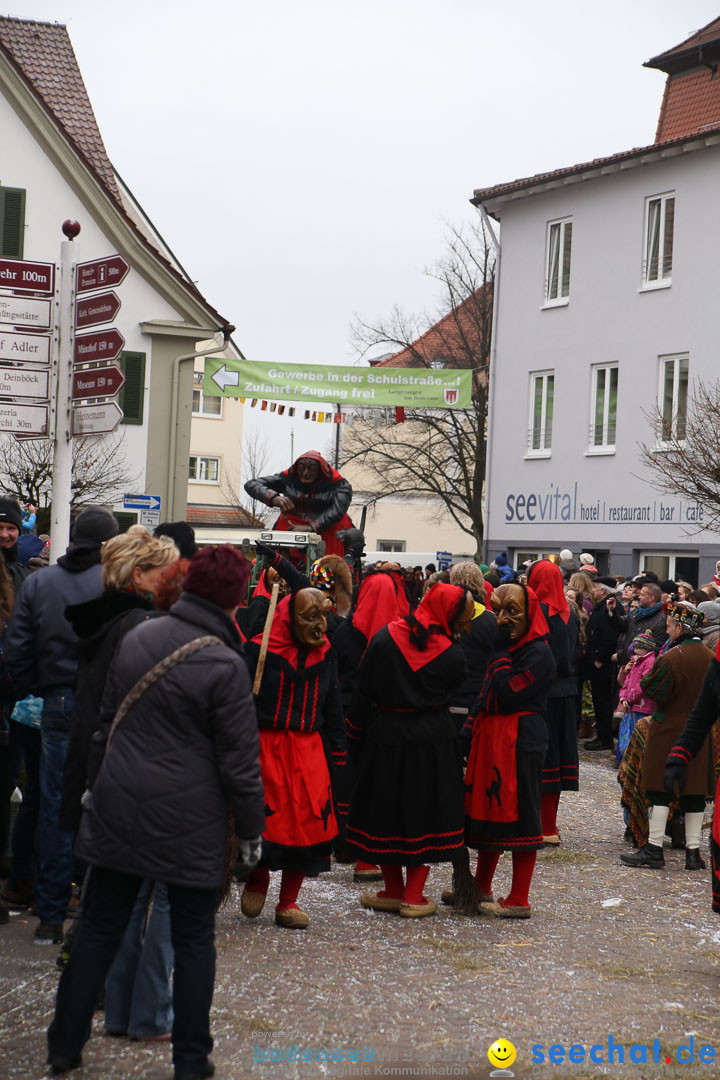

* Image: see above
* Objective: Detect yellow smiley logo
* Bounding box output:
[488,1039,517,1068]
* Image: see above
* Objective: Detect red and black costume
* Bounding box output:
[666,646,720,910]
[244,451,352,557]
[527,560,580,840]
[463,586,555,912]
[346,584,467,906]
[244,595,346,881]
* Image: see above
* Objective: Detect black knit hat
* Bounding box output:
[71,507,119,545]
[0,497,22,532]
[154,521,198,560]
[595,576,617,589]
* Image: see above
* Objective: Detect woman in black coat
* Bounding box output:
[47,546,265,1079]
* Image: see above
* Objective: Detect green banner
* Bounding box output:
[202,357,472,409]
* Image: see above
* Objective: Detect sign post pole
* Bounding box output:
[49,221,79,564]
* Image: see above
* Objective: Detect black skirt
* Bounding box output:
[465,749,545,853]
[347,710,465,866]
[541,695,579,792]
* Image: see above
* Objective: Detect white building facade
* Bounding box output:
[475,22,720,586]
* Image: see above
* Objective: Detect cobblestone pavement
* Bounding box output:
[2,750,720,1080]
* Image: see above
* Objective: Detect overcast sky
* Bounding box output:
[7,0,720,470]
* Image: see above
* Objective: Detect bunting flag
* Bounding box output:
[395,406,405,423]
[289,408,295,416]
[318,412,325,422]
[238,401,404,426]
[251,398,258,407]
[278,405,285,415]
[270,402,277,412]
[261,400,268,411]
[304,410,311,420]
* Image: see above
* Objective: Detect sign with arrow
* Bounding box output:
[0,330,51,365]
[0,365,50,399]
[76,255,129,293]
[72,365,125,400]
[0,401,49,435]
[71,400,123,435]
[74,328,125,364]
[123,493,162,512]
[74,291,121,330]
[0,257,54,295]
[210,364,240,391]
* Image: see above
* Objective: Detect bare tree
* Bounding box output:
[345,213,494,559]
[0,432,136,524]
[639,379,720,532]
[222,429,272,525]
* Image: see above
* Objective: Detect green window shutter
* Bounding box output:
[117,352,146,425]
[114,511,137,533]
[0,187,26,258]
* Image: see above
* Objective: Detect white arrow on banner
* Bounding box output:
[211,364,240,391]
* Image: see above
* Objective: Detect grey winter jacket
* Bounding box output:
[4,560,103,696]
[76,593,265,890]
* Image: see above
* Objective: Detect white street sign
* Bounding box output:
[139,508,161,529]
[0,402,49,435]
[0,294,52,330]
[0,330,51,364]
[72,401,123,435]
[0,365,49,399]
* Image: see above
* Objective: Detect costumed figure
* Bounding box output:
[448,562,497,721]
[621,599,713,871]
[526,559,580,845]
[332,563,410,880]
[345,584,474,918]
[244,451,352,557]
[241,588,346,929]
[464,583,556,918]
[665,634,720,909]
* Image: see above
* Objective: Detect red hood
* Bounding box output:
[285,450,342,484]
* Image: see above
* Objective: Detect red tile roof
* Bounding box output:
[645,17,720,73]
[372,285,491,369]
[0,16,228,327]
[654,65,720,142]
[187,504,265,528]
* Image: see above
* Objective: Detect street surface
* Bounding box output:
[1,750,719,1080]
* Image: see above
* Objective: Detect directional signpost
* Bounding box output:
[0,294,52,330]
[0,257,54,295]
[0,329,51,364]
[74,328,124,364]
[71,401,123,436]
[0,366,50,399]
[74,291,121,330]
[0,402,49,435]
[123,494,162,512]
[76,255,129,293]
[72,365,125,400]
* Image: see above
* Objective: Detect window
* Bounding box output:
[544,218,572,304]
[514,551,558,569]
[192,387,223,417]
[589,364,618,450]
[659,355,688,443]
[117,352,146,425]
[188,455,220,483]
[643,193,674,287]
[377,540,406,552]
[0,187,26,258]
[640,552,698,586]
[528,371,554,455]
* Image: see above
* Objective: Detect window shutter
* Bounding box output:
[114,511,137,533]
[0,187,26,258]
[117,352,146,425]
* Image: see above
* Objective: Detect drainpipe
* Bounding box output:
[166,323,234,519]
[475,202,500,565]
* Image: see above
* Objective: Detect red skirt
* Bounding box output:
[260,729,338,849]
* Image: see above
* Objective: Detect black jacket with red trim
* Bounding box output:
[245,639,346,777]
[666,657,720,768]
[463,639,556,753]
[244,452,352,534]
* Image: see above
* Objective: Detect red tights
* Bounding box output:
[474,850,537,908]
[379,864,430,904]
[541,791,561,836]
[244,867,305,910]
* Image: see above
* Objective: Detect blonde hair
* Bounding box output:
[449,561,485,599]
[101,525,179,591]
[568,571,594,597]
